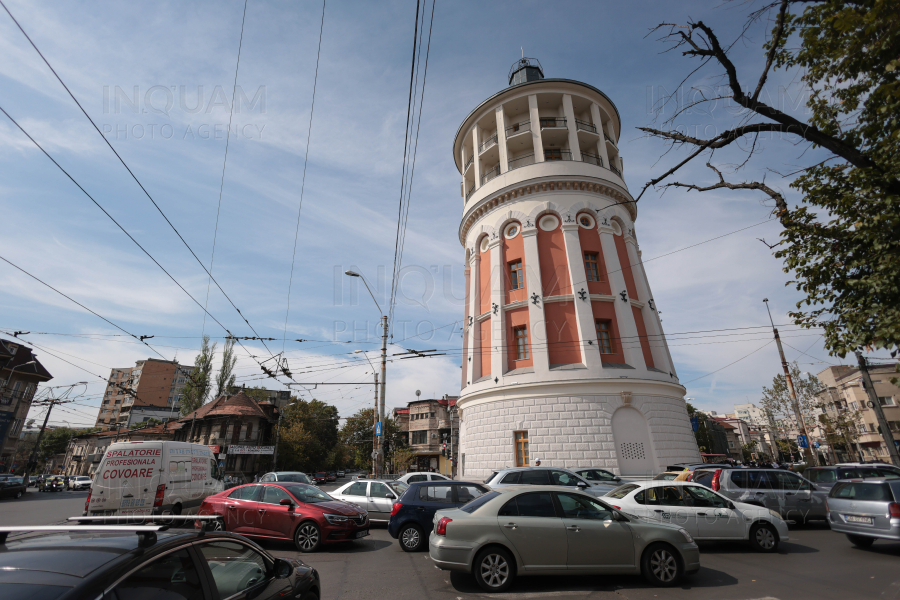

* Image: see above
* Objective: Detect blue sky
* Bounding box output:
[0,0,881,429]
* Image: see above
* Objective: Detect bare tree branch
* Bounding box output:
[663,163,789,214]
[752,0,790,103]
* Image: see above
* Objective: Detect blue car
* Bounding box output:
[388,480,489,551]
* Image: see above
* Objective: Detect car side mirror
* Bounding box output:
[727,501,736,510]
[279,498,294,507]
[577,482,588,489]
[385,493,395,499]
[273,558,293,579]
[613,476,621,482]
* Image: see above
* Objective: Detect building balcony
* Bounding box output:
[465,182,476,200]
[610,164,622,178]
[505,120,530,139]
[410,443,441,454]
[463,155,474,175]
[581,152,603,167]
[544,149,574,162]
[481,165,500,185]
[89,453,104,463]
[508,153,535,171]
[575,119,597,134]
[604,132,616,146]
[479,134,498,154]
[539,117,566,129]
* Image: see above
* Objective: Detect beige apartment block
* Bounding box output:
[94,358,193,427]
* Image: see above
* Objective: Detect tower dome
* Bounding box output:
[454,66,700,479]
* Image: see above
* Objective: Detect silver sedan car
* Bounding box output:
[429,485,700,592]
[827,478,900,547]
[483,466,620,497]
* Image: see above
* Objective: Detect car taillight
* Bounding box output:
[711,469,722,492]
[436,517,452,536]
[889,503,900,519]
[391,502,402,517]
[153,484,166,508]
[825,499,830,514]
[84,489,92,514]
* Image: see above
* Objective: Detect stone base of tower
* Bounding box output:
[458,392,701,481]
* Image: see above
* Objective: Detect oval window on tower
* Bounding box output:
[480,236,490,253]
[504,223,520,239]
[578,214,595,229]
[611,220,623,236]
[539,214,559,231]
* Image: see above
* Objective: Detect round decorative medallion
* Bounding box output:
[539,215,559,231]
[578,214,595,229]
[504,223,520,239]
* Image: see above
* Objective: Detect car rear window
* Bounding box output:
[692,470,716,487]
[500,472,520,484]
[483,472,498,485]
[605,484,639,499]
[830,481,894,501]
[419,485,453,502]
[519,470,550,485]
[459,491,499,513]
[805,469,837,484]
[277,473,311,483]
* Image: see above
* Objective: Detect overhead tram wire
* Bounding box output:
[388,0,436,332]
[0,1,278,362]
[203,0,249,336]
[681,340,774,384]
[281,0,326,354]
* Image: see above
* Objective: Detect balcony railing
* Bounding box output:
[581,152,603,167]
[544,149,573,161]
[539,117,567,129]
[481,165,500,185]
[465,182,476,200]
[604,132,616,145]
[610,164,622,178]
[506,121,530,137]
[479,134,498,153]
[575,119,597,134]
[508,153,535,170]
[463,155,473,172]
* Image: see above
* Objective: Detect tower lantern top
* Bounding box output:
[508,57,544,86]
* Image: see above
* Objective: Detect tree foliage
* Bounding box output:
[760,361,826,434]
[275,398,340,472]
[214,337,238,399]
[180,335,216,416]
[38,427,74,462]
[642,0,900,360]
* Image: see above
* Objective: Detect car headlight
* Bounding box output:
[678,528,694,544]
[768,509,783,521]
[323,513,350,525]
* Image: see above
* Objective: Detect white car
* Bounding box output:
[604,481,790,552]
[331,479,410,522]
[67,476,92,491]
[397,472,450,484]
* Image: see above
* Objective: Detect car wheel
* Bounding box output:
[641,543,683,587]
[172,503,182,516]
[473,547,515,592]
[847,534,875,548]
[399,524,424,552]
[749,522,779,553]
[295,522,322,553]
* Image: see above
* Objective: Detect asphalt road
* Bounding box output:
[4,479,900,599]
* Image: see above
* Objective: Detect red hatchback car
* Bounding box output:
[199,482,369,552]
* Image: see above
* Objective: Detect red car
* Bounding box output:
[314,472,328,484]
[199,482,369,552]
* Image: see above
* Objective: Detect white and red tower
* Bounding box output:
[455,59,700,478]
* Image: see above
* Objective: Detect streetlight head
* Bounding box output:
[344,270,360,277]
[762,298,769,303]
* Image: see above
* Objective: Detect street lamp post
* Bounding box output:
[345,270,388,477]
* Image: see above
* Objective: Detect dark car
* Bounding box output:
[0,477,26,500]
[39,476,65,492]
[388,480,489,552]
[0,523,320,600]
[199,482,369,552]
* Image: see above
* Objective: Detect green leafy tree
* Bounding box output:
[275,398,340,472]
[38,427,74,462]
[640,0,900,364]
[760,361,826,439]
[180,335,216,416]
[130,417,161,430]
[341,408,377,471]
[214,337,238,399]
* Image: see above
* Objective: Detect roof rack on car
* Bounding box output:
[0,525,165,546]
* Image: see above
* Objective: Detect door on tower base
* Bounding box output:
[611,407,656,476]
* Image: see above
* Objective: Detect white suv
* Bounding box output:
[398,472,450,484]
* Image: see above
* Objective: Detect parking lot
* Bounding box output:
[4,481,900,599]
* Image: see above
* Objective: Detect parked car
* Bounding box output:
[0,476,26,500]
[28,474,46,488]
[313,472,328,484]
[388,481,489,551]
[604,481,790,552]
[804,465,899,493]
[826,478,900,547]
[836,462,900,475]
[337,471,345,478]
[653,471,691,481]
[0,523,321,599]
[331,479,410,522]
[67,476,93,491]
[691,468,826,524]
[40,476,65,492]
[429,485,700,591]
[199,482,369,552]
[326,472,336,483]
[397,472,450,484]
[259,471,313,485]
[483,467,619,498]
[571,467,631,485]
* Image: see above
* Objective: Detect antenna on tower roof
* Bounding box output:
[521,47,524,59]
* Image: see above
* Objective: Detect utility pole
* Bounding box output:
[856,351,900,467]
[763,299,816,465]
[378,314,387,477]
[372,373,379,477]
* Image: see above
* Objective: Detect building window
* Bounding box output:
[411,430,428,445]
[584,252,600,281]
[514,326,529,360]
[514,431,529,467]
[596,320,614,354]
[10,419,22,436]
[878,396,895,406]
[544,147,562,160]
[509,260,523,290]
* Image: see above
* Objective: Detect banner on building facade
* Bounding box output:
[228,445,274,455]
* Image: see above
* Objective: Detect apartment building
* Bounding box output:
[816,363,900,463]
[407,395,459,476]
[0,339,53,472]
[94,359,193,427]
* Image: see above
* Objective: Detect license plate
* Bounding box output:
[845,515,874,525]
[355,530,369,539]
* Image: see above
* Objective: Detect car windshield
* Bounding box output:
[276,473,310,483]
[806,469,837,484]
[460,491,500,513]
[284,484,333,504]
[605,484,640,499]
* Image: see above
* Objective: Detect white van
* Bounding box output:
[86,441,224,516]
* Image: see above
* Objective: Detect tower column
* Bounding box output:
[598,225,646,369]
[495,105,509,174]
[528,95,545,163]
[590,103,610,169]
[522,226,550,376]
[466,250,480,384]
[561,222,602,370]
[489,237,506,380]
[471,128,482,190]
[562,94,582,161]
